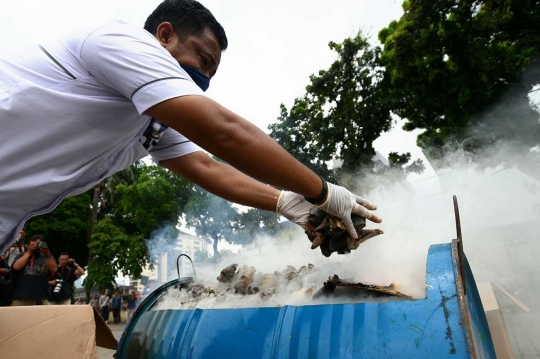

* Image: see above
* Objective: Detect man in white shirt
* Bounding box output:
[0,0,382,253]
[98,290,111,323]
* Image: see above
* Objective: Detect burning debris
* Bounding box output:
[305,208,384,257]
[313,274,411,299]
[167,262,410,309]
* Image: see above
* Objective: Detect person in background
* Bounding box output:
[0,252,13,306]
[99,290,111,323]
[49,252,85,305]
[74,298,84,305]
[4,229,27,268]
[90,294,99,310]
[111,291,122,324]
[127,291,138,320]
[10,235,57,306]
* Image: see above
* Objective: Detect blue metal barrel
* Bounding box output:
[115,241,496,359]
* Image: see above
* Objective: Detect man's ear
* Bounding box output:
[155,22,177,48]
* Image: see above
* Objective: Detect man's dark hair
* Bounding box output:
[29,234,44,242]
[144,0,228,51]
[59,252,69,257]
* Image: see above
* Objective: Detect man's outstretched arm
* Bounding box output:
[148,96,381,238]
[161,151,313,228]
[147,96,323,198]
[161,151,281,211]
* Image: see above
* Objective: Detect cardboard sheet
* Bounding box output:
[0,305,118,359]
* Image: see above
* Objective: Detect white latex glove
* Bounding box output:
[317,182,381,239]
[276,191,315,229]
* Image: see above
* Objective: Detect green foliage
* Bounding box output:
[24,192,92,266]
[269,32,421,181]
[379,0,540,162]
[388,152,425,175]
[83,218,147,291]
[111,166,192,238]
[184,187,241,257]
[238,209,282,239]
[28,163,195,292]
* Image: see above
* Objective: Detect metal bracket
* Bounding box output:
[176,253,197,279]
[453,195,466,295]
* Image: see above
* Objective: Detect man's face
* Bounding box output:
[59,255,69,268]
[28,239,39,251]
[114,292,119,297]
[156,23,222,80]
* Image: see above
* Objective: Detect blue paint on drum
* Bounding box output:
[116,242,496,359]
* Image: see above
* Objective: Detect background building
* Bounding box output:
[130,231,208,294]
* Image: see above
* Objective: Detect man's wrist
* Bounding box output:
[304,177,328,205]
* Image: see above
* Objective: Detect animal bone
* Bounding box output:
[305,208,383,257]
[217,264,238,283]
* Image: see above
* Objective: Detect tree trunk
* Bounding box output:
[85,184,101,304]
[212,236,219,258]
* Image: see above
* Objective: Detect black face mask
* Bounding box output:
[179,63,210,91]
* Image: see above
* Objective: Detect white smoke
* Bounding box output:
[149,137,540,313]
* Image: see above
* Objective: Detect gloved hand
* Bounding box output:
[276,191,315,229]
[317,182,381,239]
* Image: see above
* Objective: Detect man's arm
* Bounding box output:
[149,96,382,238]
[74,265,85,276]
[161,151,281,211]
[42,250,57,274]
[146,96,323,199]
[69,259,85,276]
[12,251,32,272]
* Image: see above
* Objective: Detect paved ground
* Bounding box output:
[97,323,126,359]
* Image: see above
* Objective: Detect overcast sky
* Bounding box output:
[0,0,435,181]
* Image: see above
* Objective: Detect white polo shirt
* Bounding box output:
[0,22,205,251]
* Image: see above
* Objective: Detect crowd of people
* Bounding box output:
[90,290,139,324]
[0,229,139,324]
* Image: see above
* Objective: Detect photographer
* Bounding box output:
[49,252,85,305]
[4,229,27,268]
[10,235,57,306]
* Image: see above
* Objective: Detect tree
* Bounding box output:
[236,208,283,244]
[269,32,421,184]
[379,0,540,168]
[83,165,193,291]
[184,187,241,258]
[111,165,192,238]
[24,192,92,267]
[83,218,147,292]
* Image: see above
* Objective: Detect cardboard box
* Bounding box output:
[477,282,514,359]
[0,305,118,359]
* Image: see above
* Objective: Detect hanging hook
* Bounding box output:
[176,253,197,279]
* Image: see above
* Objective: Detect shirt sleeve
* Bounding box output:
[149,128,204,164]
[79,23,204,114]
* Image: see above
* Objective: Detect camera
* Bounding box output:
[37,241,48,249]
[15,235,26,244]
[53,279,64,294]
